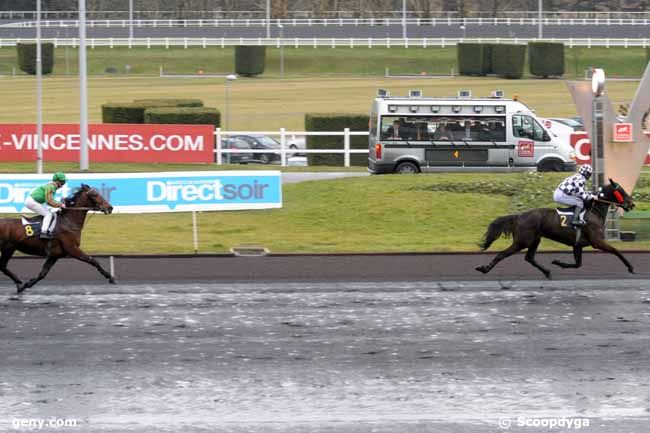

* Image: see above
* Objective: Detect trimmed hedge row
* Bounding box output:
[235,46,266,77]
[458,42,564,78]
[144,107,220,127]
[529,42,565,77]
[492,44,526,79]
[305,113,369,166]
[16,43,54,75]
[456,43,484,76]
[102,98,209,124]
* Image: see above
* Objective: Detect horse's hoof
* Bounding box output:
[108,277,117,285]
[475,266,489,274]
[544,272,552,280]
[628,267,635,274]
[16,284,27,294]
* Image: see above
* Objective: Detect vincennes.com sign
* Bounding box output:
[0,124,214,163]
[0,172,282,213]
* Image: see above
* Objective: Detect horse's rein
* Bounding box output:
[63,207,101,211]
[594,198,626,208]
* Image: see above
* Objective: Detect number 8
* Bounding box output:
[25,226,34,236]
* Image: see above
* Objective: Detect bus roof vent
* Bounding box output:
[409,89,422,98]
[458,90,472,98]
[377,88,390,98]
[491,90,505,98]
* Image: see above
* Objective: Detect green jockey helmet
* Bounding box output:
[52,172,67,184]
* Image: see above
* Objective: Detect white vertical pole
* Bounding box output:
[216,128,223,165]
[538,0,543,39]
[36,0,43,174]
[344,127,350,167]
[129,0,134,39]
[109,255,115,277]
[280,127,286,166]
[402,0,407,40]
[192,211,198,254]
[266,0,271,38]
[79,0,89,170]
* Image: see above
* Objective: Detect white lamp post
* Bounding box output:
[79,0,89,171]
[36,0,43,174]
[225,74,238,130]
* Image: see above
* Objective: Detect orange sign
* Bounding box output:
[613,123,633,142]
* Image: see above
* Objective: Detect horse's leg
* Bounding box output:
[590,238,635,274]
[64,245,116,284]
[552,245,584,269]
[476,242,524,274]
[0,248,23,288]
[17,256,58,293]
[524,238,551,279]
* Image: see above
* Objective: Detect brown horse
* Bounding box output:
[0,184,115,293]
[475,178,635,279]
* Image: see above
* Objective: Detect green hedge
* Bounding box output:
[529,42,565,77]
[482,43,496,75]
[491,44,526,79]
[102,99,206,123]
[144,107,221,127]
[235,46,266,77]
[101,102,151,123]
[305,113,369,166]
[457,43,484,76]
[16,43,54,75]
[133,98,204,107]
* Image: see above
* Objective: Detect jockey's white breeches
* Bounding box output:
[24,196,56,232]
[553,189,583,209]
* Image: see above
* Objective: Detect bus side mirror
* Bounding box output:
[542,131,551,141]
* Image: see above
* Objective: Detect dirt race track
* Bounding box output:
[3,251,650,285]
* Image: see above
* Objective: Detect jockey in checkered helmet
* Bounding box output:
[578,164,593,179]
[553,164,597,226]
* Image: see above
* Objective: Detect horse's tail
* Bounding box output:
[479,215,518,251]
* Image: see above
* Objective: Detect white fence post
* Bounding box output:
[215,127,222,165]
[344,127,350,167]
[280,127,287,167]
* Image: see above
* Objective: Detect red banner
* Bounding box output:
[0,124,214,163]
[570,132,650,165]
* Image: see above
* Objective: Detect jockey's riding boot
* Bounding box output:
[40,231,53,239]
[571,207,585,226]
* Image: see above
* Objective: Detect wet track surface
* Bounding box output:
[1,280,650,432]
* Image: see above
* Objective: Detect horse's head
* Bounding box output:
[599,178,635,212]
[64,184,114,214]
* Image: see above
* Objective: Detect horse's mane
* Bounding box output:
[63,184,90,206]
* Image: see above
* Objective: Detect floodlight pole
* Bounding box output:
[129,0,134,39]
[36,0,43,174]
[79,0,89,170]
[591,68,606,189]
[538,0,543,39]
[402,0,407,39]
[266,0,271,38]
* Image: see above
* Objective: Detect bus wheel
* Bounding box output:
[395,161,419,174]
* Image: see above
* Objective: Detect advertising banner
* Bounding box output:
[0,171,282,214]
[0,124,214,163]
[570,132,650,165]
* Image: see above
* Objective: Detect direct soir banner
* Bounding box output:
[0,124,214,163]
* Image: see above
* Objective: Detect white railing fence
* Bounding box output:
[215,129,369,167]
[4,17,650,28]
[3,10,650,20]
[1,37,648,48]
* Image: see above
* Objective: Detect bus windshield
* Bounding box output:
[380,115,506,142]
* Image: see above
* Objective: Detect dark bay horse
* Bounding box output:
[0,184,115,292]
[475,179,635,279]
